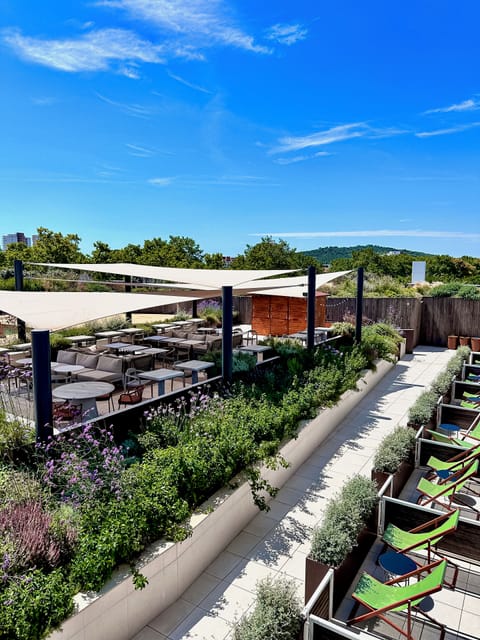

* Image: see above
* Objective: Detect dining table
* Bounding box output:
[52,381,114,421]
[174,360,215,384]
[137,368,185,396]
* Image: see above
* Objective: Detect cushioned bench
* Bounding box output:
[55,350,123,384]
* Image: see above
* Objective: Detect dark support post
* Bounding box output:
[306,265,316,350]
[355,267,364,343]
[14,259,26,342]
[125,275,132,322]
[32,330,53,442]
[192,300,198,318]
[222,286,233,383]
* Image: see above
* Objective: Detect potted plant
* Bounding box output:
[306,476,377,609]
[371,426,416,497]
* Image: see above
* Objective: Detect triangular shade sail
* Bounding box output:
[30,263,296,288]
[0,291,198,331]
[246,270,352,298]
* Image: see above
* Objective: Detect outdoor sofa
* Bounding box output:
[56,350,124,384]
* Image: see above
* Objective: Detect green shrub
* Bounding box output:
[0,569,75,640]
[373,426,416,473]
[429,282,462,297]
[457,285,480,300]
[0,411,34,462]
[233,575,302,640]
[330,322,355,338]
[407,389,439,426]
[310,475,377,566]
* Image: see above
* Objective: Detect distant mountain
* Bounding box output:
[302,244,431,264]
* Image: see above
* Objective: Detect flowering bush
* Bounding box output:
[36,424,125,506]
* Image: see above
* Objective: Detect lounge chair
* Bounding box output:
[416,460,479,516]
[382,510,460,587]
[426,443,480,478]
[118,385,145,408]
[348,559,447,640]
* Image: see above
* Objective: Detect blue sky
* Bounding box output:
[1,0,480,258]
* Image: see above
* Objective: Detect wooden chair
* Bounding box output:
[118,385,144,408]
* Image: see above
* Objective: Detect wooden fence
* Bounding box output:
[324,297,480,347]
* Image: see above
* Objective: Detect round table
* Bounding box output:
[52,381,114,421]
[439,423,461,437]
[379,552,416,582]
[54,364,85,379]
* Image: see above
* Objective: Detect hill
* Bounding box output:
[302,244,430,264]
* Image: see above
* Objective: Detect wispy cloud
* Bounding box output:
[96,92,153,118]
[274,151,331,165]
[416,122,480,138]
[148,176,175,186]
[271,123,405,154]
[30,96,56,106]
[251,229,480,240]
[3,27,164,75]
[126,143,156,157]
[265,23,308,46]
[423,98,480,114]
[167,71,212,94]
[97,0,271,54]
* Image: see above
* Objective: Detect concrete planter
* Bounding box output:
[49,358,395,640]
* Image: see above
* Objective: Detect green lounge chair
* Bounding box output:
[382,510,460,587]
[426,429,457,444]
[460,400,480,409]
[417,460,479,515]
[426,443,480,477]
[348,559,447,640]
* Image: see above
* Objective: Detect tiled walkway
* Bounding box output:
[133,346,453,640]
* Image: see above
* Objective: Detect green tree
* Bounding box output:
[231,237,320,271]
[2,242,33,268]
[90,241,117,264]
[30,228,84,264]
[204,252,226,269]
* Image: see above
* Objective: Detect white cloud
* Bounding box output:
[3,27,164,75]
[126,143,156,157]
[416,122,480,138]
[96,92,153,118]
[265,23,308,46]
[148,176,175,186]
[97,0,271,54]
[271,123,405,154]
[31,96,56,106]
[274,151,331,165]
[167,71,212,94]
[423,98,480,114]
[250,230,480,240]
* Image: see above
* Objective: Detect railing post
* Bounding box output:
[355,267,364,343]
[306,265,316,350]
[125,275,132,322]
[14,259,27,342]
[32,330,53,442]
[222,286,233,382]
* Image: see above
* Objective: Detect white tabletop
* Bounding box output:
[138,369,185,383]
[95,331,123,338]
[118,328,144,334]
[53,381,114,401]
[174,360,215,372]
[54,364,85,374]
[64,335,95,343]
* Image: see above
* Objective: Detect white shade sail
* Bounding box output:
[248,270,352,298]
[30,263,296,288]
[0,291,197,331]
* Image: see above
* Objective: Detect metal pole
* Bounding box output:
[355,267,364,343]
[125,275,132,322]
[222,286,233,382]
[192,300,198,318]
[32,330,53,442]
[306,265,316,350]
[14,259,26,342]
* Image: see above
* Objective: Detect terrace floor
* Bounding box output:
[131,346,455,640]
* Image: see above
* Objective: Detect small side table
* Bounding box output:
[438,423,461,438]
[378,552,417,583]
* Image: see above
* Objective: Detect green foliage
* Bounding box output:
[231,236,321,270]
[330,322,355,338]
[0,411,34,462]
[359,323,402,363]
[457,284,480,300]
[233,575,302,640]
[429,282,462,297]
[373,427,416,473]
[310,475,377,566]
[0,569,75,640]
[407,389,439,426]
[408,347,470,426]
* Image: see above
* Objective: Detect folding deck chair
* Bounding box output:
[382,509,460,587]
[416,460,479,517]
[425,442,480,479]
[348,559,447,640]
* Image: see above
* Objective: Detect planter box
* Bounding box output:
[49,358,396,640]
[305,527,377,612]
[371,460,414,499]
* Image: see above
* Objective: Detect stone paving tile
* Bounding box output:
[134,347,455,639]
